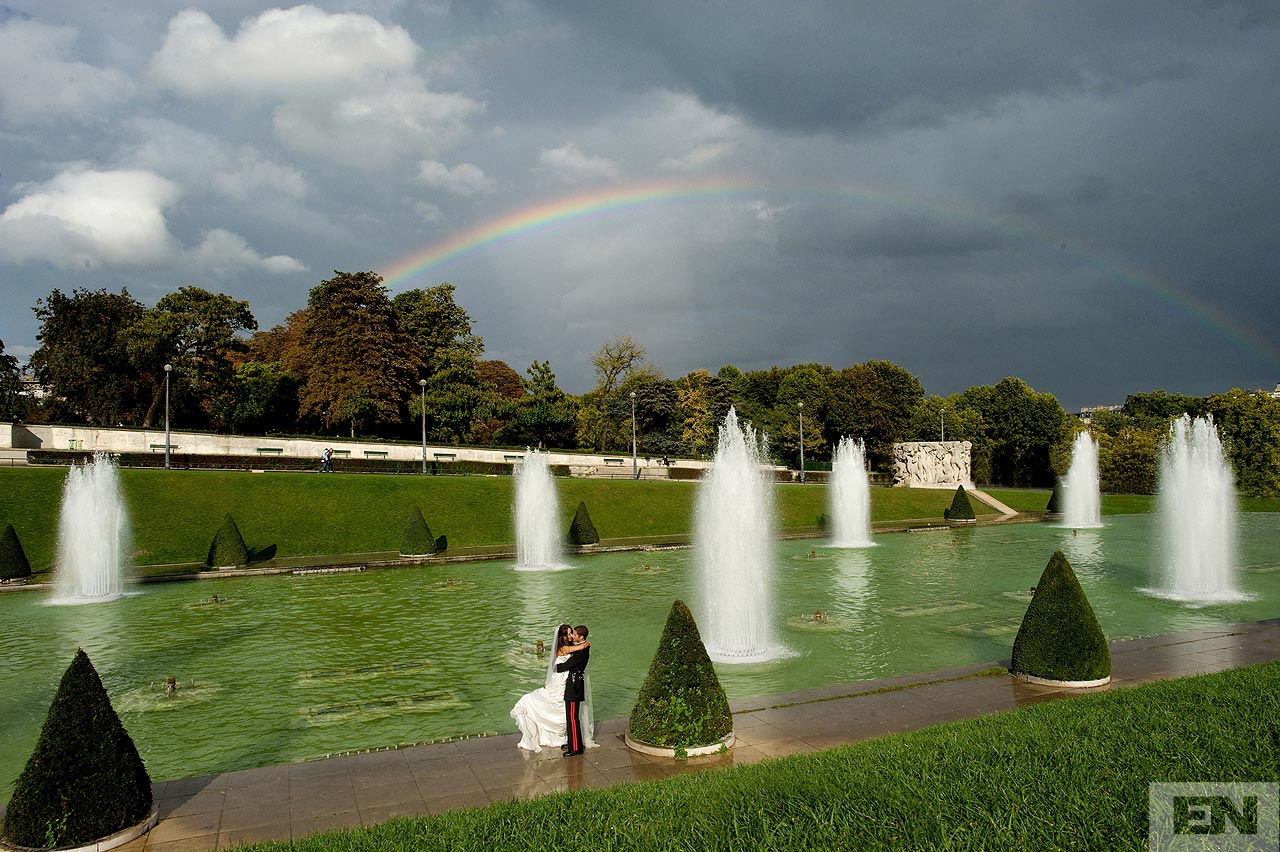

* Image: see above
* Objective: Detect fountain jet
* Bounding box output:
[54,453,129,603]
[514,448,564,571]
[1154,414,1247,603]
[830,437,875,547]
[696,408,779,662]
[1061,432,1103,529]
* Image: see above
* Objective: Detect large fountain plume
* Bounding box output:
[514,448,564,571]
[696,408,778,662]
[55,453,129,603]
[1061,431,1103,529]
[1153,414,1247,603]
[829,436,875,548]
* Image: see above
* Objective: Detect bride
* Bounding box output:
[511,623,596,752]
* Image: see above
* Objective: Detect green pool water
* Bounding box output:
[2,513,1278,797]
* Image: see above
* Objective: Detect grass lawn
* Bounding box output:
[6,464,1269,571]
[241,661,1280,852]
[1,468,972,570]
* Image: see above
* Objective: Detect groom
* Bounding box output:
[556,624,589,756]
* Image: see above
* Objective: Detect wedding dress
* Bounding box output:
[511,654,571,752]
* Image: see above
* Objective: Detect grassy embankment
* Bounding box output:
[240,661,1280,852]
[5,469,1273,574]
[1,468,988,572]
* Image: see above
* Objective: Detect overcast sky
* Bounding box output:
[1,1,1277,411]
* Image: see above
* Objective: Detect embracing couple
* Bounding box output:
[511,623,595,755]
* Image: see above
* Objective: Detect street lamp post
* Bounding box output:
[630,391,638,480]
[163,363,172,470]
[941,406,946,442]
[798,401,805,483]
[419,379,427,475]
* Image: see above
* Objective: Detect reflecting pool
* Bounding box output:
[2,513,1277,796]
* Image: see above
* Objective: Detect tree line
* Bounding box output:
[2,273,1277,495]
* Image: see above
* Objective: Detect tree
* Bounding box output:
[503,361,577,449]
[226,361,299,435]
[0,338,23,422]
[281,271,420,436]
[828,360,924,469]
[958,378,1067,487]
[30,288,148,425]
[477,360,525,400]
[1205,389,1280,497]
[581,336,647,450]
[127,287,257,430]
[394,284,487,443]
[1096,427,1159,494]
[675,370,715,457]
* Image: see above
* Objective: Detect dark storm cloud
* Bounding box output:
[529,1,1259,135]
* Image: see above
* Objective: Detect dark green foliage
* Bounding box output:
[567,501,600,545]
[1011,551,1111,682]
[0,523,32,580]
[1045,480,1064,513]
[433,534,447,554]
[943,485,976,520]
[629,600,733,748]
[401,505,437,555]
[206,513,249,567]
[2,649,152,848]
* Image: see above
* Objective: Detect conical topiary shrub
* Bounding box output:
[401,505,438,556]
[2,649,153,848]
[566,500,600,546]
[1011,551,1111,685]
[628,600,733,753]
[943,485,976,521]
[0,523,32,581]
[206,513,249,568]
[1045,480,1064,514]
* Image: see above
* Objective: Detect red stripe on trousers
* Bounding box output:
[567,701,580,751]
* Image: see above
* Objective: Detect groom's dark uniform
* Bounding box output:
[556,645,589,755]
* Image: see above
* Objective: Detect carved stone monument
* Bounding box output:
[892,441,974,489]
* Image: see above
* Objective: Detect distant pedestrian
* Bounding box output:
[321,447,334,473]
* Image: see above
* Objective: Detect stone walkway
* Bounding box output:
[85,619,1280,850]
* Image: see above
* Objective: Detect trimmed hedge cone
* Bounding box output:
[1045,480,1064,514]
[943,485,976,521]
[400,505,438,556]
[2,649,153,849]
[566,501,600,546]
[1011,551,1112,686]
[206,513,249,568]
[0,523,32,581]
[627,600,733,755]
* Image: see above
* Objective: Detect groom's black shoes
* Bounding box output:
[562,749,583,757]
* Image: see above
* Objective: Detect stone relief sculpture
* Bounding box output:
[892,441,973,488]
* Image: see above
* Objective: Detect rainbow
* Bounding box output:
[378,176,1280,371]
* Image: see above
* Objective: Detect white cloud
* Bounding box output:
[0,166,305,273]
[661,141,736,172]
[149,6,417,99]
[148,6,482,168]
[537,143,621,182]
[213,148,308,199]
[0,168,180,267]
[411,200,445,223]
[273,86,481,166]
[191,229,306,273]
[0,20,134,123]
[417,160,497,196]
